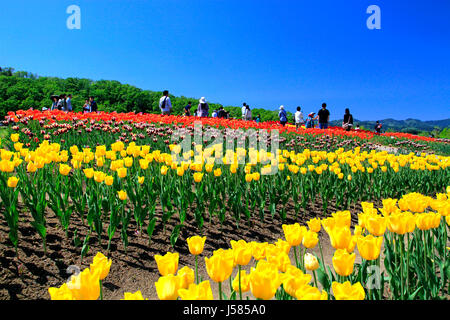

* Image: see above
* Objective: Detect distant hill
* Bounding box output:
[331,118,449,134]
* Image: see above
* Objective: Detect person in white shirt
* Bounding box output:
[294,106,304,129]
[245,105,252,120]
[159,90,172,115]
[241,103,247,120]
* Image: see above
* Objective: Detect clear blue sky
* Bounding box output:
[1,0,449,121]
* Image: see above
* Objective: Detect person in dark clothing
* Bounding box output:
[217,106,227,118]
[315,103,330,129]
[374,121,382,134]
[342,108,353,131]
[184,102,192,116]
[89,96,98,112]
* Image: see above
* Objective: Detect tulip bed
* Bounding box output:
[47,190,450,300]
[0,110,449,300]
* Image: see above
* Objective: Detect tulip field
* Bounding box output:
[0,110,449,300]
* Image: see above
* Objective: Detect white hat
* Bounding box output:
[279,105,284,110]
[199,97,206,103]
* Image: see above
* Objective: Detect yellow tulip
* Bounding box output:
[213,168,222,177]
[124,157,133,167]
[138,176,145,184]
[387,211,416,234]
[332,249,355,277]
[83,168,94,179]
[245,173,253,182]
[105,175,114,186]
[117,167,127,178]
[59,164,71,176]
[154,252,179,276]
[89,252,112,280]
[282,223,306,247]
[304,253,319,271]
[94,171,105,183]
[66,268,100,300]
[10,133,19,142]
[332,281,365,300]
[155,274,181,300]
[251,241,268,261]
[122,291,146,300]
[307,218,321,233]
[365,214,387,236]
[139,159,149,170]
[295,285,328,300]
[187,236,206,255]
[193,172,204,183]
[356,235,383,261]
[230,240,252,266]
[232,270,250,292]
[275,239,291,255]
[117,190,127,201]
[7,176,19,188]
[332,210,351,228]
[416,212,441,230]
[281,265,312,298]
[328,226,354,251]
[302,230,319,249]
[205,250,234,283]
[177,266,195,289]
[48,283,75,300]
[178,280,214,300]
[249,261,281,300]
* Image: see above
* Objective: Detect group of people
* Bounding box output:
[44,95,98,113]
[159,91,384,133]
[45,94,73,112]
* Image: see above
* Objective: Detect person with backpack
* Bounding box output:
[279,105,288,126]
[197,97,209,117]
[342,108,353,131]
[217,106,227,118]
[294,106,304,129]
[159,90,172,115]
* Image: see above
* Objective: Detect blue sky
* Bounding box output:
[1,0,449,121]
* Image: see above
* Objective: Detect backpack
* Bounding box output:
[161,97,167,110]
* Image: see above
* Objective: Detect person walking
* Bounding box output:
[342,108,353,131]
[279,105,288,126]
[316,103,330,129]
[159,90,172,115]
[294,106,304,129]
[89,96,98,112]
[184,101,192,116]
[244,105,252,120]
[66,94,73,112]
[197,97,209,117]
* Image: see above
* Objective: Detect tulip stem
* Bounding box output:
[313,270,318,288]
[238,265,242,300]
[318,237,325,268]
[195,255,199,284]
[100,280,103,300]
[293,246,299,268]
[218,281,223,300]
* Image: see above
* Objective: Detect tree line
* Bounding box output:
[0,67,287,122]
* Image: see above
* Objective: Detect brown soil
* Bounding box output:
[0,196,381,300]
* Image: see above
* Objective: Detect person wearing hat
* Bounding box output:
[278,105,288,126]
[306,112,316,128]
[198,97,209,117]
